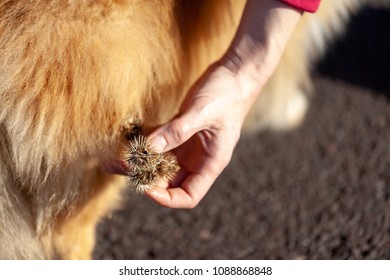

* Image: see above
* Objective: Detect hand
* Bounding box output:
[147,62,261,208]
[103,0,301,208]
[146,0,302,208]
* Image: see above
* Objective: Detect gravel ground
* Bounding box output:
[93,6,390,260]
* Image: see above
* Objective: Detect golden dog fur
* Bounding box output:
[0,0,362,259]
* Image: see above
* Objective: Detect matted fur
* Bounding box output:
[0,0,362,259]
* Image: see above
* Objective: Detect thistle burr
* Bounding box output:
[123,125,180,194]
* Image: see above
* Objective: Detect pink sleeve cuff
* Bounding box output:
[279,0,321,13]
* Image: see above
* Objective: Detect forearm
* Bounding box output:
[223,0,303,98]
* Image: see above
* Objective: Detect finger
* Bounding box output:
[148,108,205,153]
[169,167,191,188]
[146,173,215,209]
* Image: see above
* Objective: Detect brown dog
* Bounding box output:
[0,0,362,259]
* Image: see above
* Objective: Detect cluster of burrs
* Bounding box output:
[123,124,180,194]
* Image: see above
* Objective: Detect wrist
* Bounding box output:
[220,53,266,101]
[222,0,302,96]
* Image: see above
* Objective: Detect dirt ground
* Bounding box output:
[94,6,390,260]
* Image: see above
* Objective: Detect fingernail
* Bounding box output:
[149,135,167,153]
[146,188,161,197]
[146,187,168,200]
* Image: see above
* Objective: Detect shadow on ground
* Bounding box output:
[317,7,390,97]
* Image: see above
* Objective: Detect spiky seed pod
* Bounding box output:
[123,129,180,194]
[155,152,180,182]
[121,120,143,141]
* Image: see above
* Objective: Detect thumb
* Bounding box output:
[148,110,201,153]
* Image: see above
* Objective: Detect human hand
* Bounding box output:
[147,63,262,208]
[102,0,301,208]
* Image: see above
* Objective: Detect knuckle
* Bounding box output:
[186,199,199,209]
[209,153,232,178]
[221,154,232,168]
[168,120,188,144]
[219,150,233,170]
[180,192,200,209]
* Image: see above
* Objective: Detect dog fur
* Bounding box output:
[0,0,363,259]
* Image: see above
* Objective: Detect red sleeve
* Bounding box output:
[279,0,321,13]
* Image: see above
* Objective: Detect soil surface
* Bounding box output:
[93,6,390,260]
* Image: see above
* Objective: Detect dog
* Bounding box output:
[0,0,364,259]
